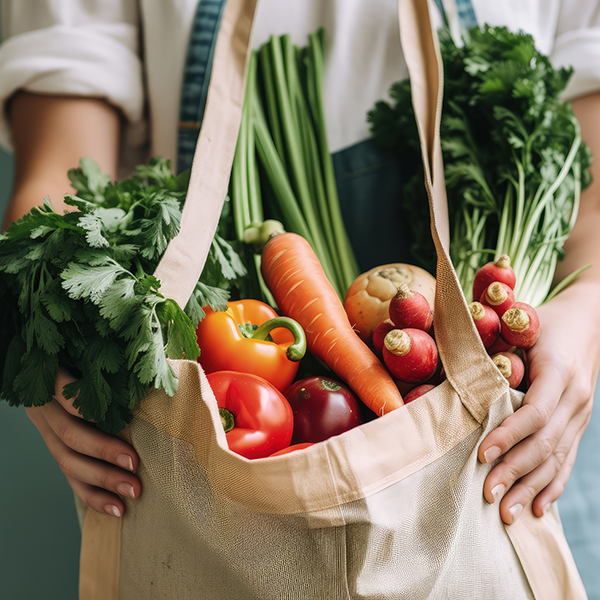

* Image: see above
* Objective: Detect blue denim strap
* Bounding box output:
[434,0,477,32]
[177,0,228,174]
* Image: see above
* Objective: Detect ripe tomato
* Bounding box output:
[207,371,294,459]
[284,376,363,444]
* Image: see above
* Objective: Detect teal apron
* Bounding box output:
[176,2,600,597]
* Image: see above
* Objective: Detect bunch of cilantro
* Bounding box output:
[0,158,245,434]
[368,25,592,304]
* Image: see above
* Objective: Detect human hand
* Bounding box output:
[478,280,600,524]
[25,368,142,518]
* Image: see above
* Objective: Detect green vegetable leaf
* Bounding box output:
[0,156,247,433]
[61,258,127,304]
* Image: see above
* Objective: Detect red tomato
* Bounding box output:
[207,371,294,459]
[284,376,363,444]
[270,443,314,456]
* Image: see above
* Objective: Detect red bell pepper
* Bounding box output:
[207,371,294,459]
[196,299,306,391]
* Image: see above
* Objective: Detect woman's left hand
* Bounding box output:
[479,279,600,524]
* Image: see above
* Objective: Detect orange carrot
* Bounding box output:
[261,232,404,415]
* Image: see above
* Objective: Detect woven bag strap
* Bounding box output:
[155,0,507,421]
[398,0,507,421]
[153,0,258,308]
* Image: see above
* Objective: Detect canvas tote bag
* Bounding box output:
[78,0,588,597]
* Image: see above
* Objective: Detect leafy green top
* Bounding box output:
[0,158,246,433]
[368,25,592,304]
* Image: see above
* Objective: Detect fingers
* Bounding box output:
[41,399,139,472]
[531,435,582,517]
[25,401,141,517]
[483,405,589,525]
[65,476,127,518]
[478,364,564,465]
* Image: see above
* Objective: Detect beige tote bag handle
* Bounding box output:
[398,0,508,421]
[153,0,259,307]
[154,0,507,422]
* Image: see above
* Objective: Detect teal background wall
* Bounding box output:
[0,15,81,600]
[0,143,81,600]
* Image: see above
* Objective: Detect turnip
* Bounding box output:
[491,351,525,389]
[468,301,500,348]
[344,263,436,342]
[372,319,395,354]
[382,328,438,383]
[500,302,540,349]
[403,383,437,404]
[472,255,516,302]
[388,284,433,332]
[480,281,515,317]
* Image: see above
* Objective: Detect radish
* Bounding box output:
[491,351,525,389]
[372,319,395,354]
[472,255,516,302]
[486,335,515,355]
[468,301,500,348]
[480,281,515,317]
[500,302,540,349]
[388,284,433,332]
[382,328,438,383]
[344,263,436,343]
[403,383,437,404]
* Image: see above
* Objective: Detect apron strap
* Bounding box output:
[434,0,477,46]
[154,0,259,308]
[177,0,228,174]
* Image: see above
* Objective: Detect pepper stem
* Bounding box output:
[219,408,235,433]
[251,316,307,362]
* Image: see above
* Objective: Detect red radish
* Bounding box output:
[388,284,433,332]
[394,379,417,398]
[382,328,438,383]
[468,301,500,348]
[480,281,515,317]
[486,335,515,355]
[491,351,525,389]
[372,319,395,354]
[344,263,436,343]
[403,384,436,404]
[500,302,540,349]
[473,255,516,302]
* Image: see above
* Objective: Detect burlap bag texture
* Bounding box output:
[78,0,588,598]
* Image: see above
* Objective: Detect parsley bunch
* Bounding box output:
[368,25,592,304]
[0,158,246,434]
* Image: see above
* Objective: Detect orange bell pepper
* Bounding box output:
[195,299,306,391]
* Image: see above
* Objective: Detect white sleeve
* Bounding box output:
[0,1,145,154]
[550,2,600,100]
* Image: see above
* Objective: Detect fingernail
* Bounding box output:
[116,454,135,472]
[484,446,502,464]
[491,484,505,503]
[117,483,136,499]
[509,503,523,524]
[106,505,121,518]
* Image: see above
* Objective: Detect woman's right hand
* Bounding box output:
[25,369,142,517]
[6,93,137,516]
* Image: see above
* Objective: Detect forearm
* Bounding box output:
[3,92,121,229]
[554,92,600,292]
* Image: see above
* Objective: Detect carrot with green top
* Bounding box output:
[261,232,404,415]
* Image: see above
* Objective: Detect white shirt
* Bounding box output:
[1,0,600,173]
